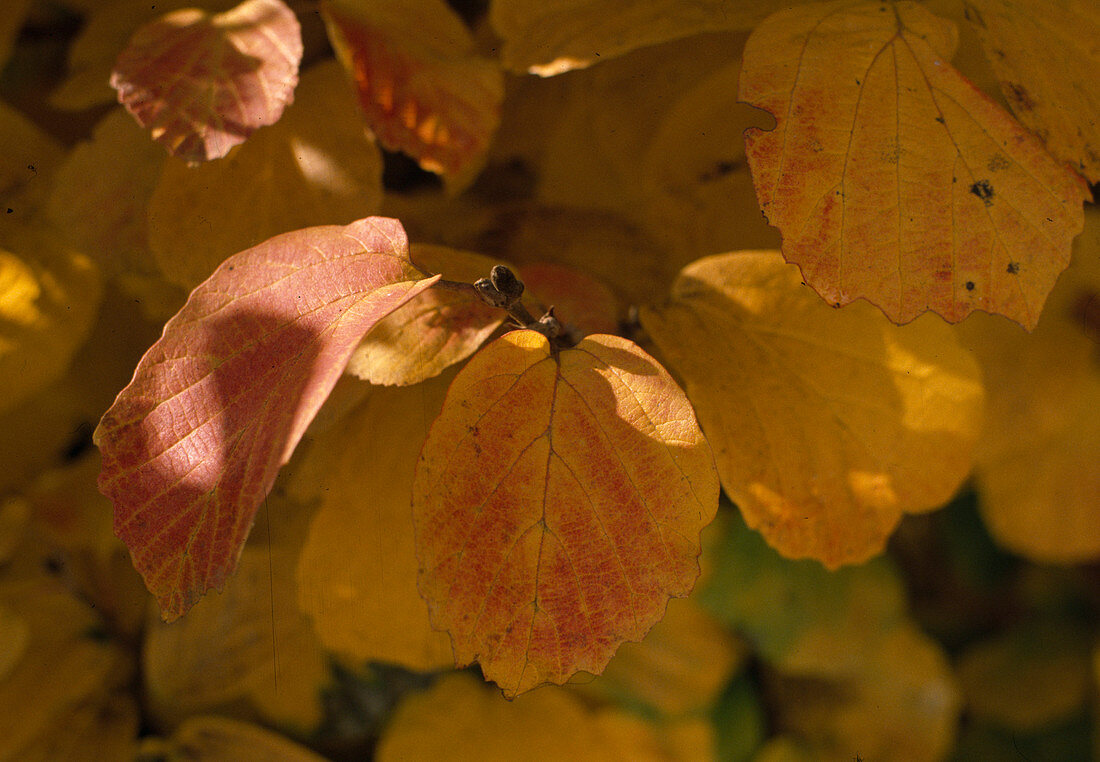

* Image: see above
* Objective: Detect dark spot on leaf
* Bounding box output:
[1006,82,1035,110]
[935,116,945,124]
[965,281,975,291]
[987,154,1010,171]
[5,208,11,214]
[699,159,742,183]
[1006,261,1020,274]
[969,180,994,205]
[61,421,94,462]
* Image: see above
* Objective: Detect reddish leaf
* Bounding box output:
[740,0,1089,328]
[413,330,718,698]
[95,218,439,621]
[322,0,503,181]
[110,0,303,163]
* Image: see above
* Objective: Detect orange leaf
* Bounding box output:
[740,0,1090,328]
[347,245,504,386]
[518,262,621,338]
[641,252,983,566]
[110,0,302,162]
[965,0,1100,183]
[95,217,439,621]
[323,0,503,181]
[413,330,718,697]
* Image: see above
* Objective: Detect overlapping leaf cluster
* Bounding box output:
[0,0,1097,759]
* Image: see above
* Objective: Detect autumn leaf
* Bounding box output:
[0,0,32,73]
[965,0,1100,183]
[517,262,621,339]
[347,245,504,386]
[963,207,1100,562]
[294,375,454,671]
[413,330,718,697]
[139,716,328,762]
[641,252,983,567]
[740,0,1090,328]
[488,0,782,76]
[95,217,440,621]
[110,0,303,162]
[0,226,102,416]
[323,0,504,182]
[0,102,63,226]
[377,671,713,761]
[148,61,384,290]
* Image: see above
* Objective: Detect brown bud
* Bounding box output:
[473,277,510,308]
[490,265,524,303]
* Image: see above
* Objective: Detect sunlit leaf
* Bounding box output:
[294,375,454,671]
[964,207,1100,562]
[957,620,1092,732]
[110,0,301,162]
[0,226,102,416]
[741,0,1090,328]
[413,330,718,697]
[770,624,959,762]
[377,671,709,761]
[95,217,440,621]
[347,245,504,386]
[139,716,327,762]
[323,0,504,183]
[489,0,783,76]
[965,0,1100,182]
[148,61,384,290]
[642,252,983,566]
[144,495,327,732]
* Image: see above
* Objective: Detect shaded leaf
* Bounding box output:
[965,0,1100,182]
[144,495,327,732]
[323,0,504,182]
[148,61,384,290]
[964,207,1100,562]
[578,597,746,717]
[518,262,621,339]
[413,330,717,697]
[698,509,906,676]
[95,217,440,621]
[0,102,63,227]
[641,252,983,566]
[0,226,102,416]
[377,671,709,761]
[139,716,327,762]
[110,0,302,162]
[294,375,455,671]
[347,245,504,385]
[770,624,960,762]
[0,0,32,73]
[956,620,1092,732]
[741,0,1089,328]
[489,0,782,76]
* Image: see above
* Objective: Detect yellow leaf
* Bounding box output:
[0,226,101,416]
[964,207,1100,562]
[47,108,186,320]
[578,597,746,717]
[641,252,983,567]
[347,245,504,386]
[0,573,137,762]
[413,330,718,697]
[295,375,455,671]
[740,0,1090,328]
[489,0,784,76]
[140,716,327,762]
[0,0,31,72]
[771,624,960,762]
[143,495,328,733]
[148,61,384,290]
[0,101,63,226]
[966,0,1100,182]
[377,671,708,761]
[957,620,1092,732]
[323,0,503,184]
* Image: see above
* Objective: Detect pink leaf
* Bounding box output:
[110,0,303,163]
[95,217,439,620]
